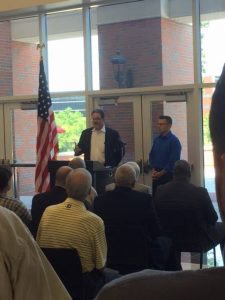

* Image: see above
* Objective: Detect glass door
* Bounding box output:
[142,93,188,186]
[91,91,196,188]
[92,95,143,165]
[4,103,37,208]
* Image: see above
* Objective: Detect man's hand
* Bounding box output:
[74,144,82,156]
[152,169,166,180]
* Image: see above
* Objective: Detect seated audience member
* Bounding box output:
[105,161,152,194]
[69,157,97,208]
[37,168,113,299]
[95,268,225,300]
[94,64,225,300]
[94,164,178,271]
[154,160,225,256]
[0,206,71,300]
[0,165,31,228]
[31,166,72,237]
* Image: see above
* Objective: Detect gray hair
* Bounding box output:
[124,161,140,180]
[69,157,86,169]
[66,168,92,201]
[115,164,136,188]
[174,160,191,178]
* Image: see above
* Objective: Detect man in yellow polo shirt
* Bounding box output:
[36,168,107,298]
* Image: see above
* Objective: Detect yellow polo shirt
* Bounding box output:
[36,198,107,273]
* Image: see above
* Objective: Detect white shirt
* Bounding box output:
[90,125,106,164]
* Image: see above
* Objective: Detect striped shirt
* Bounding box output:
[37,198,107,273]
[0,196,31,227]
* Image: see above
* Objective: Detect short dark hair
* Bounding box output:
[159,115,172,125]
[174,160,191,177]
[209,65,225,156]
[91,109,105,119]
[0,166,12,191]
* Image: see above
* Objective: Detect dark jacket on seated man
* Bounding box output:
[31,166,72,237]
[94,164,179,271]
[154,160,225,254]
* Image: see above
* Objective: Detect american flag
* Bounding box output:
[35,58,59,193]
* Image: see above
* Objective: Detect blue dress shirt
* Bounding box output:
[149,131,181,173]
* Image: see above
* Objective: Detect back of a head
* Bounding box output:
[174,160,191,178]
[159,115,172,125]
[115,165,136,188]
[69,157,86,169]
[125,161,140,180]
[55,166,72,188]
[0,166,12,192]
[66,168,92,201]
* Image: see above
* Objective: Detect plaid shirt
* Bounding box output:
[0,196,31,227]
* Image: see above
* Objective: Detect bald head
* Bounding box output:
[69,157,86,169]
[124,161,140,180]
[115,165,136,188]
[66,168,92,201]
[55,166,72,188]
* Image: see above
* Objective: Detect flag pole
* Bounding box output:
[35,44,59,193]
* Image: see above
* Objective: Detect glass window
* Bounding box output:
[202,88,217,209]
[0,17,39,97]
[90,0,193,90]
[53,96,86,159]
[47,10,85,92]
[200,0,225,83]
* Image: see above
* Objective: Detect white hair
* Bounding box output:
[115,165,136,188]
[124,161,140,180]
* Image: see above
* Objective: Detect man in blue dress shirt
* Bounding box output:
[149,115,181,196]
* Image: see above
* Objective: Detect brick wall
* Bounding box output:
[12,41,39,95]
[13,109,37,195]
[0,21,13,96]
[101,102,135,162]
[98,18,163,89]
[161,18,193,85]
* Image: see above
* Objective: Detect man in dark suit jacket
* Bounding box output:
[154,160,225,253]
[94,164,179,271]
[31,166,72,237]
[75,109,123,167]
[94,164,161,240]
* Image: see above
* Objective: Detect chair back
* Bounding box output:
[41,247,83,300]
[105,225,149,274]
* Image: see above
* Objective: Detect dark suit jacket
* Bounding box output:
[77,126,122,167]
[31,186,67,237]
[154,177,218,246]
[94,186,161,239]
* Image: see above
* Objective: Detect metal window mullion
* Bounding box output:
[83,7,93,92]
[39,13,49,80]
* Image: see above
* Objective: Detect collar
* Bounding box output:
[159,130,172,139]
[64,197,86,209]
[92,125,106,133]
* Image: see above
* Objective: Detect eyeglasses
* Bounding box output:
[158,123,168,126]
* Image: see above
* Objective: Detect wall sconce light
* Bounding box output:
[111,49,126,88]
